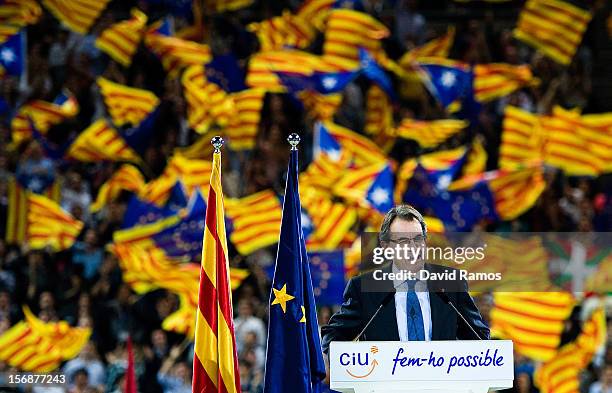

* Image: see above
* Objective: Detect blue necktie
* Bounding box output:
[406,290,425,341]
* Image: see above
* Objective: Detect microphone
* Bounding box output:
[353,291,395,341]
[435,291,483,340]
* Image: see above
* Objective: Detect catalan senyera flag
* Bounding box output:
[140,155,213,206]
[323,9,389,67]
[182,65,235,134]
[226,88,265,151]
[392,118,467,148]
[0,0,41,44]
[296,0,335,30]
[364,85,396,151]
[97,77,159,128]
[491,292,575,361]
[91,164,145,212]
[95,8,147,67]
[66,119,141,163]
[225,190,283,255]
[499,105,544,170]
[474,63,536,102]
[11,94,79,146]
[0,307,91,372]
[317,121,387,168]
[300,152,350,196]
[534,307,606,393]
[41,0,111,34]
[27,194,84,251]
[543,106,612,176]
[398,27,455,75]
[247,11,316,52]
[174,136,216,160]
[299,91,343,121]
[145,31,212,78]
[192,142,241,393]
[513,0,592,65]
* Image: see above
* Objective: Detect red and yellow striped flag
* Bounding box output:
[0,307,91,372]
[182,65,235,134]
[226,88,265,151]
[205,0,254,13]
[543,106,611,176]
[299,91,343,121]
[364,85,395,152]
[499,105,544,170]
[145,32,212,78]
[174,136,216,160]
[97,77,159,127]
[323,9,389,67]
[320,121,388,168]
[95,8,147,67]
[0,0,41,44]
[513,0,592,65]
[225,190,282,255]
[392,118,467,148]
[27,194,83,251]
[247,11,316,52]
[66,119,141,163]
[398,28,455,74]
[11,96,79,146]
[91,164,145,212]
[534,307,606,392]
[491,292,575,361]
[41,0,111,34]
[192,143,241,393]
[474,63,537,102]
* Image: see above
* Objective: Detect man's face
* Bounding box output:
[386,218,426,273]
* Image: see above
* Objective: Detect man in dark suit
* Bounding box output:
[321,205,490,358]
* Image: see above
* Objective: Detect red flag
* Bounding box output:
[125,336,137,393]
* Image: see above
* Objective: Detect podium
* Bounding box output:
[330,340,514,393]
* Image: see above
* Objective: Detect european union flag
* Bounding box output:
[403,164,498,231]
[366,164,394,213]
[309,250,345,306]
[359,48,396,101]
[264,145,326,393]
[164,181,189,211]
[416,60,473,109]
[0,30,25,77]
[121,196,175,228]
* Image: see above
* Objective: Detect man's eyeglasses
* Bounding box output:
[387,235,426,246]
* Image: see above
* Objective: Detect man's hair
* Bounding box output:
[379,204,427,243]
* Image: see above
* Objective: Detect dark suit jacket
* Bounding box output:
[321,263,490,353]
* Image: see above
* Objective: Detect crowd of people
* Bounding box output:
[0,0,611,392]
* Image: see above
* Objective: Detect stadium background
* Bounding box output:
[0,0,611,392]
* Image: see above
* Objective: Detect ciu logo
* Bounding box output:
[339,346,379,378]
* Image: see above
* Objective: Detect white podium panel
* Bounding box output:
[330,340,514,393]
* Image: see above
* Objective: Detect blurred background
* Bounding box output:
[0,0,610,392]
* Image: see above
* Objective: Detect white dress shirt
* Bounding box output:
[393,265,432,341]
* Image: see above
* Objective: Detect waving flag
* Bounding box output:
[248,11,316,52]
[359,48,396,99]
[323,9,389,66]
[67,119,141,163]
[41,0,111,34]
[27,194,84,251]
[225,190,283,255]
[0,0,41,44]
[226,88,265,150]
[299,91,343,121]
[97,77,159,128]
[499,105,544,170]
[474,64,536,102]
[399,28,455,68]
[95,8,147,67]
[145,31,211,78]
[513,0,591,65]
[393,118,466,148]
[416,58,473,109]
[11,90,79,145]
[364,85,395,151]
[0,307,91,372]
[263,139,326,393]
[491,292,575,361]
[314,122,387,167]
[205,0,254,13]
[182,65,234,134]
[334,161,394,213]
[91,164,145,212]
[296,0,335,29]
[0,29,25,77]
[192,139,241,393]
[534,307,605,392]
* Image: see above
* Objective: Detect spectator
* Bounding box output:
[15,141,55,194]
[234,299,266,353]
[71,230,104,282]
[156,342,191,393]
[63,341,107,391]
[590,364,612,393]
